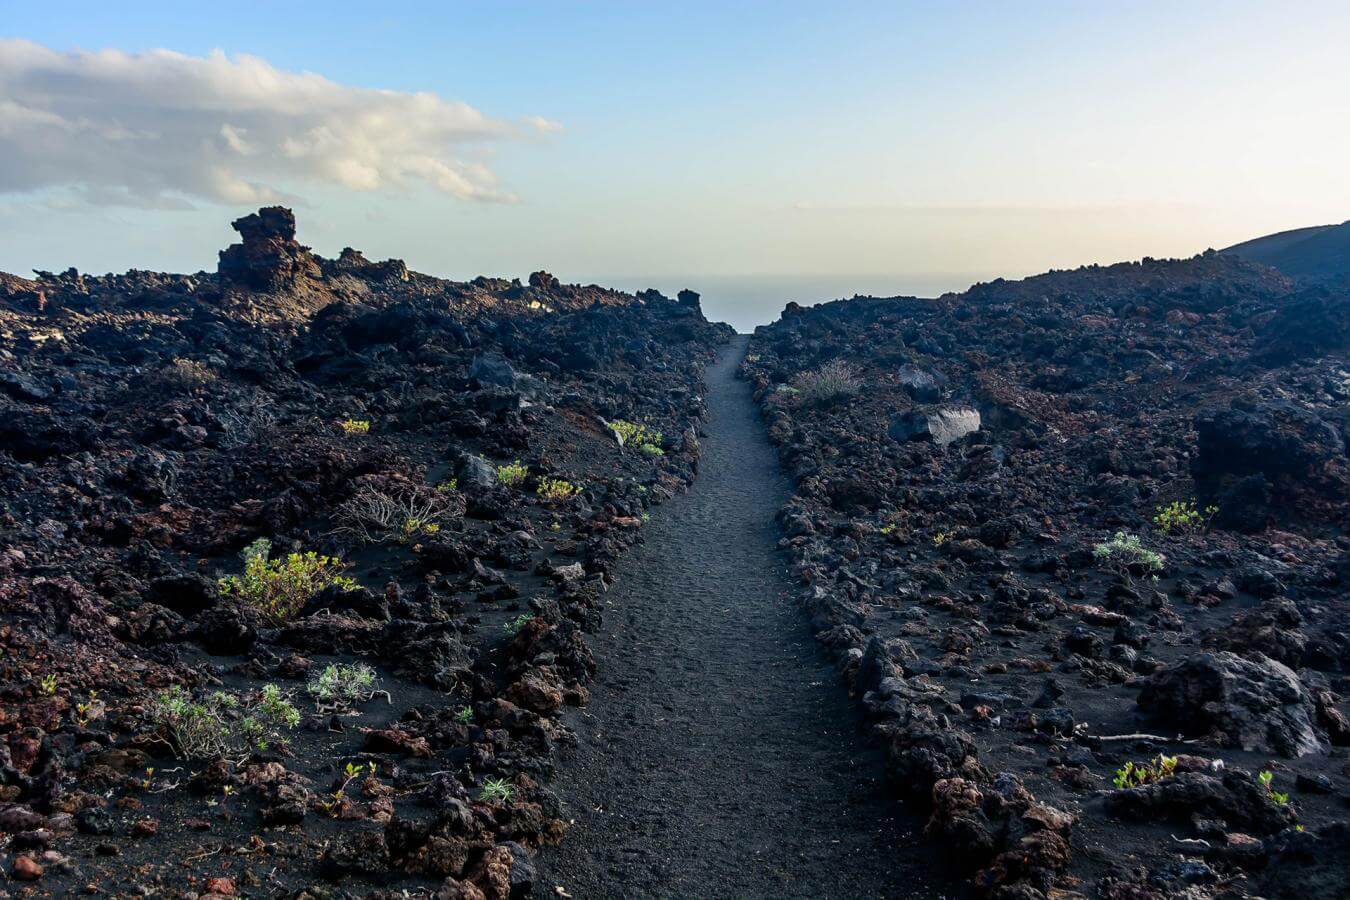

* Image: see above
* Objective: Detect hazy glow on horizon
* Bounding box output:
[2,1,1348,313]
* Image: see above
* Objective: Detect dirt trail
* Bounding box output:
[538,337,943,899]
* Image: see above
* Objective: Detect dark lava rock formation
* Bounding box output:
[0,209,731,896]
[217,205,323,291]
[745,252,1348,899]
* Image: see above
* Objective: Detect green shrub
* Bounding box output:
[536,478,579,503]
[503,613,534,635]
[608,420,664,456]
[307,663,378,712]
[1153,499,1217,535]
[496,461,528,487]
[401,517,441,541]
[1113,754,1177,789]
[218,538,357,624]
[1093,531,1165,581]
[148,683,299,760]
[338,418,371,435]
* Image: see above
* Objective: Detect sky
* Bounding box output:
[3,1,1349,328]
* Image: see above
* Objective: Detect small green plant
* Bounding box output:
[608,420,664,456]
[307,663,378,712]
[477,777,514,804]
[320,761,375,814]
[536,478,579,503]
[640,512,651,524]
[218,538,357,624]
[496,461,528,487]
[401,517,441,541]
[454,706,473,724]
[436,478,458,494]
[241,684,302,750]
[1093,531,1165,582]
[1258,770,1290,805]
[1113,754,1178,789]
[338,418,371,435]
[503,613,534,635]
[74,690,100,726]
[1153,499,1217,535]
[932,529,956,547]
[148,684,299,760]
[38,674,58,696]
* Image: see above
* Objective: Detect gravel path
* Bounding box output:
[537,336,944,899]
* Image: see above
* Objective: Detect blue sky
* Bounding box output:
[3,1,1349,326]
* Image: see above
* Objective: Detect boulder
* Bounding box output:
[528,271,560,291]
[455,454,498,490]
[1137,651,1326,757]
[896,365,945,402]
[888,408,981,446]
[0,372,51,403]
[1104,770,1295,834]
[467,353,518,390]
[194,603,259,656]
[467,353,539,398]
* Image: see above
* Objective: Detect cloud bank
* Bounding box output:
[0,39,551,208]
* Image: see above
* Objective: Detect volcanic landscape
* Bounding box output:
[0,208,1346,900]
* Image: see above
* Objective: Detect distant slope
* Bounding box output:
[1223,220,1350,279]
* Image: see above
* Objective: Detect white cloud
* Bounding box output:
[0,39,554,207]
[522,115,564,134]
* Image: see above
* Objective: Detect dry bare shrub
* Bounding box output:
[158,357,217,387]
[334,483,464,544]
[793,359,862,406]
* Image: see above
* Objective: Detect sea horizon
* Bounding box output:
[588,272,999,332]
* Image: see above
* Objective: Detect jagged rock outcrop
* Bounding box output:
[330,247,409,283]
[217,206,321,290]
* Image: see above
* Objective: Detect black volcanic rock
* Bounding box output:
[1138,651,1327,757]
[743,248,1348,896]
[0,205,733,895]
